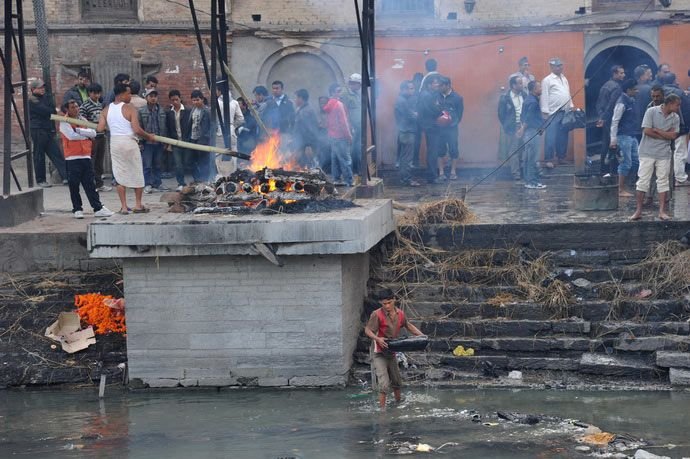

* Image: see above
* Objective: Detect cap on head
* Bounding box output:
[30,78,45,89]
[144,88,158,97]
[349,73,362,83]
[548,57,563,66]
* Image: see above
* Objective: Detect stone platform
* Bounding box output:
[87,199,395,388]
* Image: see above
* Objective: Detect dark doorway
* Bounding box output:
[584,45,655,157]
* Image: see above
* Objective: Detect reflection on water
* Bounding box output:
[1,388,689,458]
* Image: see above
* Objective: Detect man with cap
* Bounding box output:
[138,87,169,193]
[540,57,573,167]
[365,289,425,409]
[28,78,67,187]
[610,79,641,197]
[342,73,363,178]
[509,56,535,90]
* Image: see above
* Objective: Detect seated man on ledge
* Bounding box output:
[365,288,425,409]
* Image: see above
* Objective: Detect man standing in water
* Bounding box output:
[97,83,155,214]
[365,289,424,409]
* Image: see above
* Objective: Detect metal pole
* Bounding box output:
[17,0,33,187]
[359,0,369,184]
[210,0,218,151]
[368,0,377,172]
[31,0,52,101]
[3,1,13,196]
[217,0,230,146]
[189,0,212,89]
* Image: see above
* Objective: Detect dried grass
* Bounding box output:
[637,241,690,299]
[486,292,518,307]
[398,198,477,226]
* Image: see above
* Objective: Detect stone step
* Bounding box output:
[407,299,687,322]
[656,351,690,369]
[593,321,690,337]
[373,283,522,302]
[439,355,581,371]
[419,319,590,338]
[615,334,690,352]
[579,352,662,379]
[372,263,643,285]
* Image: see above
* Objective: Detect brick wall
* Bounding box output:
[123,253,367,388]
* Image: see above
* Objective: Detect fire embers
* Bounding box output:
[177,167,341,214]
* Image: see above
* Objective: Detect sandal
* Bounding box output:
[118,208,129,215]
[544,162,555,169]
[449,173,458,181]
[132,207,150,214]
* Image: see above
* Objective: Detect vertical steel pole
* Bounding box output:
[368,0,377,171]
[189,0,212,89]
[3,0,13,196]
[17,0,33,187]
[210,0,218,151]
[359,1,369,184]
[217,0,230,145]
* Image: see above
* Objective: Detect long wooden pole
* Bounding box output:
[50,114,251,160]
[220,61,271,139]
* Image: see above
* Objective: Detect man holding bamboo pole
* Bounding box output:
[97,83,155,214]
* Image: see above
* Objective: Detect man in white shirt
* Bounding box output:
[215,82,245,177]
[540,57,573,167]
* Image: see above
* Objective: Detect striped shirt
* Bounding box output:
[79,98,103,124]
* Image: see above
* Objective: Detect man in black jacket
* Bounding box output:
[438,76,464,180]
[596,65,625,173]
[29,78,67,187]
[62,70,90,107]
[395,80,420,186]
[165,89,191,191]
[292,89,321,168]
[498,75,527,181]
[417,74,443,183]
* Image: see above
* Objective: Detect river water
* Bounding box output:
[1,388,689,458]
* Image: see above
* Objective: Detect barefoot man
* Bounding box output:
[631,93,681,221]
[365,289,425,409]
[97,83,155,214]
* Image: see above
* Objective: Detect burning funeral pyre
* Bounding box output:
[171,133,356,214]
[177,167,353,214]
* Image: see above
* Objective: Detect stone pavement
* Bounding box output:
[3,164,690,234]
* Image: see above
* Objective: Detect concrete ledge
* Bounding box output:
[88,199,394,258]
[0,188,43,227]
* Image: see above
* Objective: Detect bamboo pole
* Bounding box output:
[220,61,271,139]
[50,114,251,160]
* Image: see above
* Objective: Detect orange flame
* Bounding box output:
[249,133,298,171]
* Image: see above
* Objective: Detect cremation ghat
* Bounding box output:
[88,199,394,388]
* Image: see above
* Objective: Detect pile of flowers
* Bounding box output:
[74,293,126,334]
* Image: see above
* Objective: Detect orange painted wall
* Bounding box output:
[375,31,586,167]
[659,24,690,90]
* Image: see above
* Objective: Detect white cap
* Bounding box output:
[349,73,362,83]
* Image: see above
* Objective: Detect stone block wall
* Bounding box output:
[123,253,368,387]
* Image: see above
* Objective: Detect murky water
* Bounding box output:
[1,388,689,458]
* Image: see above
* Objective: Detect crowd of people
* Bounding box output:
[395,56,690,218]
[27,70,367,218]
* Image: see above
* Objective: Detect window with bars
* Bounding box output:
[81,0,138,21]
[379,0,435,17]
[591,0,651,11]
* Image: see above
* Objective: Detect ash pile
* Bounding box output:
[173,167,357,214]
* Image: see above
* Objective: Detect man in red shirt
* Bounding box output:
[365,289,424,409]
[322,83,353,186]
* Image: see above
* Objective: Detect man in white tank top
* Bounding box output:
[97,83,155,214]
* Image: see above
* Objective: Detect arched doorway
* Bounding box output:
[259,47,342,105]
[584,45,656,156]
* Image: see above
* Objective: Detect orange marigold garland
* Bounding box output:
[74,293,126,334]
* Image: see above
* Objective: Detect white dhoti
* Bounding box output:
[110,135,144,188]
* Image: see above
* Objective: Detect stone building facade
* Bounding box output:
[4,0,690,168]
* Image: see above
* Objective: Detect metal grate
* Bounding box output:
[591,0,650,11]
[380,0,434,16]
